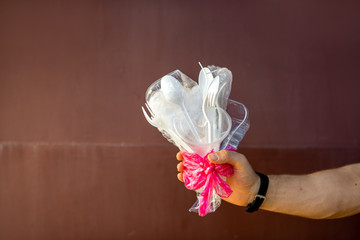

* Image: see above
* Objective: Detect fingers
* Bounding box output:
[177,172,184,182]
[176,152,183,161]
[176,153,184,182]
[208,150,247,170]
[177,162,184,172]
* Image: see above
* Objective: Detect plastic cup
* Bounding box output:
[173,108,232,157]
[220,99,250,150]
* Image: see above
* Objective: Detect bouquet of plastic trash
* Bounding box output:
[142,64,250,216]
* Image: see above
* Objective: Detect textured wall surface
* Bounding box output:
[0,0,359,239]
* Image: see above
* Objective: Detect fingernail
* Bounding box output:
[208,153,218,162]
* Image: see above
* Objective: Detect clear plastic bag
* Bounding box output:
[143,66,249,216]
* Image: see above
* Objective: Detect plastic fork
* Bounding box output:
[145,102,155,117]
[202,76,220,143]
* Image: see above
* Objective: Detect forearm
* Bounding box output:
[260,164,360,219]
[183,151,360,219]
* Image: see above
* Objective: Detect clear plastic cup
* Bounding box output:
[220,99,250,150]
[173,108,232,157]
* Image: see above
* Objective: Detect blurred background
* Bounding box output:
[0,0,359,239]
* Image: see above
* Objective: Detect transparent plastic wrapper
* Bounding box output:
[220,100,250,150]
[142,65,250,216]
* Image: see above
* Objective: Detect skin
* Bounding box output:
[177,150,360,219]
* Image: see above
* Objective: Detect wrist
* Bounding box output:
[246,172,261,205]
[246,172,269,213]
[259,174,276,210]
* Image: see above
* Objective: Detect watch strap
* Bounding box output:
[246,172,269,213]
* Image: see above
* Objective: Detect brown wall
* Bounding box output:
[0,1,359,239]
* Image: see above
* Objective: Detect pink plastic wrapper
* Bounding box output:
[181,145,236,216]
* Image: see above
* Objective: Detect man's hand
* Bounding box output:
[177,150,260,207]
[177,150,360,219]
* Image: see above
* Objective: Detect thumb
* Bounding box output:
[208,150,247,170]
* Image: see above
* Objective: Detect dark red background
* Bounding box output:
[1,1,359,239]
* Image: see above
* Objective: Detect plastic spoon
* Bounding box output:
[198,62,214,100]
[160,75,202,143]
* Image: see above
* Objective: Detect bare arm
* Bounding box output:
[176,150,360,219]
[263,163,360,219]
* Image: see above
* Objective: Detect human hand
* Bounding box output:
[177,150,260,207]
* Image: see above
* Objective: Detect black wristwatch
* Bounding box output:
[246,172,269,213]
